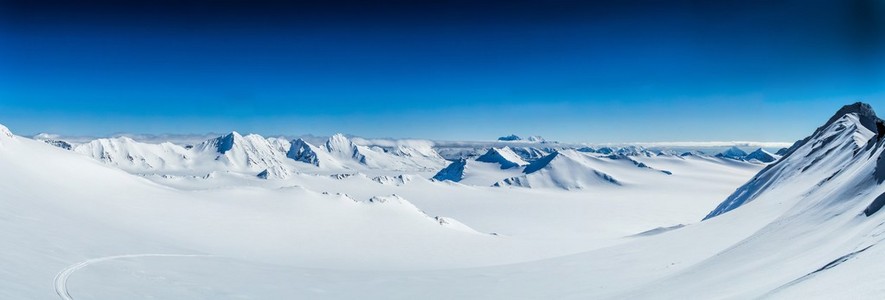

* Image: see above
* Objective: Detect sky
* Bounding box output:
[1,0,884,143]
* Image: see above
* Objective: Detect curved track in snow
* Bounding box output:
[53,254,211,300]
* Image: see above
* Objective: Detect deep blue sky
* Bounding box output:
[1,0,884,142]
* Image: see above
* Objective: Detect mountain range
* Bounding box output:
[33,127,782,190]
[3,102,883,298]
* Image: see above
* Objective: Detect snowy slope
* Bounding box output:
[496,150,620,189]
[223,102,885,299]
[0,124,542,299]
[474,146,529,169]
[706,102,878,219]
[596,102,885,298]
[14,103,885,299]
[493,149,682,190]
[74,137,194,172]
[179,102,885,299]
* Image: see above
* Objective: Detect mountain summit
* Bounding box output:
[705,102,884,219]
[823,101,878,132]
[716,146,748,160]
[475,147,529,169]
[744,148,777,163]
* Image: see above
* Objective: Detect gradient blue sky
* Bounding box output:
[1,0,884,143]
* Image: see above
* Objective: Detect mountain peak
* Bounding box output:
[287,138,321,166]
[824,102,879,133]
[432,158,467,182]
[835,102,876,118]
[500,150,621,189]
[498,134,521,141]
[745,148,777,163]
[716,146,747,160]
[705,102,883,220]
[475,147,528,169]
[215,131,244,154]
[325,133,354,152]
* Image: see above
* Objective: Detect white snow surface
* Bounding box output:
[5,102,885,299]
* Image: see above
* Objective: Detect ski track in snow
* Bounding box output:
[53,254,212,300]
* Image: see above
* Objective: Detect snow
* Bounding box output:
[717,145,749,160]
[371,174,413,186]
[498,150,620,189]
[312,133,448,172]
[0,121,764,298]
[493,149,685,190]
[474,147,529,169]
[706,104,880,219]
[745,147,778,163]
[6,102,885,299]
[775,147,791,155]
[432,159,468,182]
[287,138,344,169]
[0,123,13,139]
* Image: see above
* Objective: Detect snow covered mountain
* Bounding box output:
[33,133,73,150]
[193,131,293,179]
[709,145,784,163]
[286,138,345,169]
[496,150,621,189]
[432,158,468,182]
[431,157,526,186]
[433,145,759,190]
[74,132,294,179]
[67,128,773,181]
[493,149,680,190]
[474,147,529,169]
[705,102,882,220]
[74,136,194,173]
[562,101,885,298]
[70,131,456,179]
[744,147,778,163]
[299,133,447,172]
[716,146,749,160]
